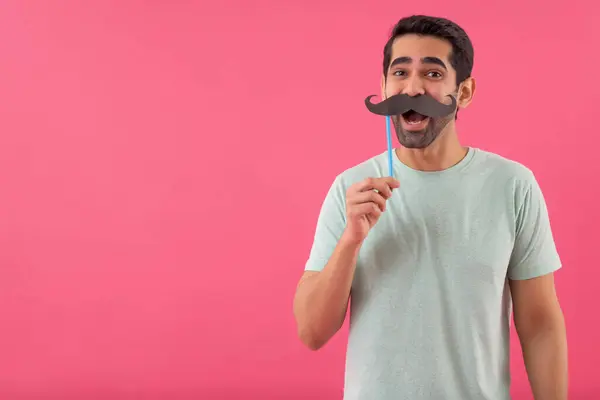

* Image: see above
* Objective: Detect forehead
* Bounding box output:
[390,34,452,64]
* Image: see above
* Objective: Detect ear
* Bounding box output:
[457,77,476,109]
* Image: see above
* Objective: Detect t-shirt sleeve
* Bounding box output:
[507,171,562,280]
[304,175,348,272]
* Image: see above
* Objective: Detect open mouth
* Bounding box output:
[401,110,429,125]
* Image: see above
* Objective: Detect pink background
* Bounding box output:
[0,1,597,399]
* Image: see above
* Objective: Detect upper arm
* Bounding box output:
[304,176,347,272]
[507,171,561,281]
[509,272,563,340]
[510,273,561,319]
[507,170,564,334]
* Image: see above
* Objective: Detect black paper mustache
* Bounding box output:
[364,93,457,118]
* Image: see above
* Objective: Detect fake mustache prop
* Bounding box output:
[364,93,457,178]
[364,93,457,118]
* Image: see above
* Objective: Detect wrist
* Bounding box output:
[339,229,365,250]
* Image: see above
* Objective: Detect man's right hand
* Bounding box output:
[342,177,400,244]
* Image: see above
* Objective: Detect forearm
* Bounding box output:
[520,316,568,400]
[293,232,362,350]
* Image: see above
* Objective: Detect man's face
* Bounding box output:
[382,34,461,149]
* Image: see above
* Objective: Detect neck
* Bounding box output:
[395,126,467,172]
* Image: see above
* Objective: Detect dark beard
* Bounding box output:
[392,114,453,149]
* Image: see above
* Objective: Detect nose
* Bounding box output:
[402,76,425,97]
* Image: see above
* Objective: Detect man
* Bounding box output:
[293,15,568,400]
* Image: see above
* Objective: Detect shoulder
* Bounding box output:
[470,148,537,190]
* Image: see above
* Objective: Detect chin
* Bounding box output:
[399,140,431,149]
[397,130,438,149]
[401,142,430,149]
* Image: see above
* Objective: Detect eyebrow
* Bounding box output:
[389,56,447,70]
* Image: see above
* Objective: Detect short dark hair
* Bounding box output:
[382,15,474,86]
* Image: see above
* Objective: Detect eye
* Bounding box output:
[426,71,443,79]
[392,70,406,77]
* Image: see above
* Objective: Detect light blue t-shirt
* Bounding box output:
[304,147,562,400]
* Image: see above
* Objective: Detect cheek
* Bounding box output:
[383,79,402,97]
[424,86,445,101]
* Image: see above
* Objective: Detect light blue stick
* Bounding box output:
[385,116,393,177]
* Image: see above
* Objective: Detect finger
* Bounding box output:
[348,191,387,211]
[354,178,396,198]
[349,202,381,219]
[372,177,400,195]
[383,177,401,189]
[366,202,382,219]
[351,178,381,195]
